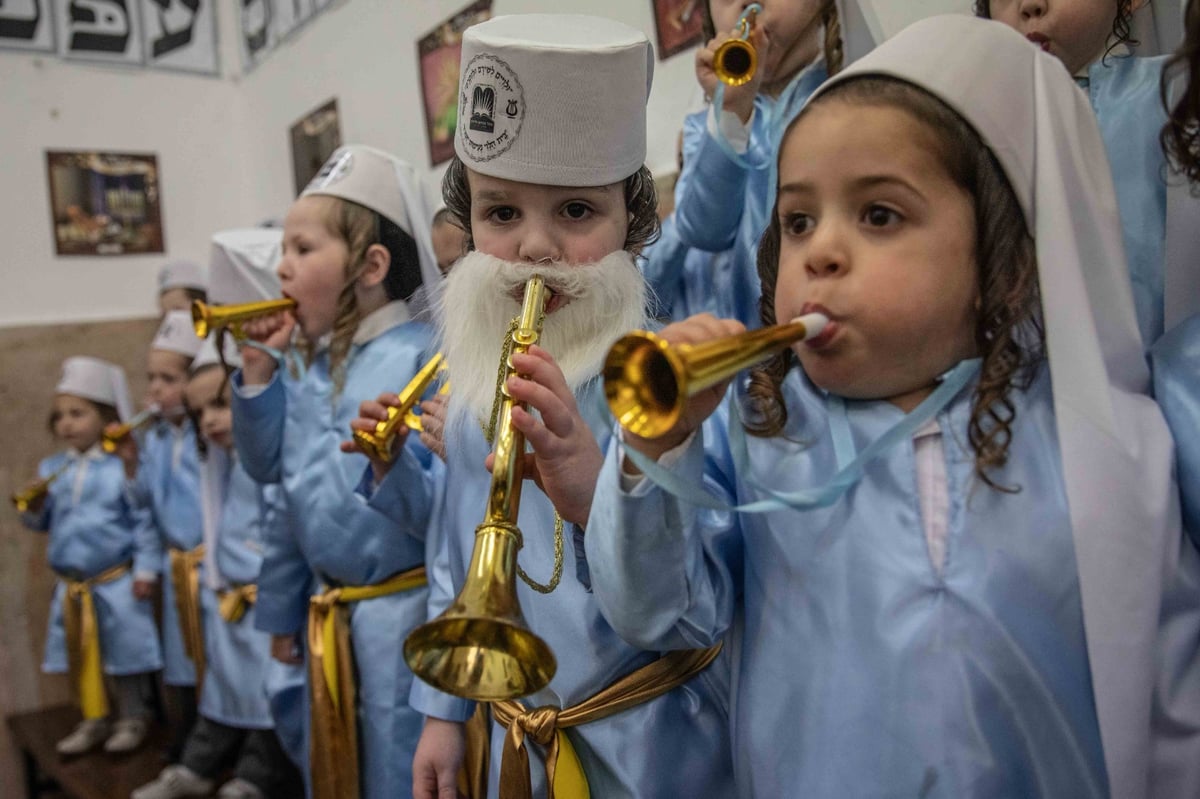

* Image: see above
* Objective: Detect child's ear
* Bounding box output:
[358,243,392,289]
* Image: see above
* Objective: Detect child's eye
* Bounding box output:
[562,202,592,220]
[863,205,902,228]
[487,206,517,223]
[782,212,814,236]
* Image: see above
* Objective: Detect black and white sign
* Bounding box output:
[270,0,312,43]
[140,0,217,74]
[0,0,55,52]
[54,0,143,64]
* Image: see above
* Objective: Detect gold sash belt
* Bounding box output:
[59,561,131,720]
[169,545,206,690]
[306,565,428,799]
[218,583,258,623]
[472,643,723,799]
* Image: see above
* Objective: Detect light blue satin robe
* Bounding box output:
[231,308,438,799]
[24,449,163,677]
[198,454,279,729]
[1152,314,1200,542]
[1085,54,1171,347]
[370,379,735,799]
[641,213,756,325]
[128,419,203,686]
[672,63,826,330]
[587,370,1110,798]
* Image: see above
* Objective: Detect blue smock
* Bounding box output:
[587,369,1110,797]
[370,378,735,799]
[24,448,163,677]
[231,302,438,799]
[1152,313,1200,542]
[640,213,756,324]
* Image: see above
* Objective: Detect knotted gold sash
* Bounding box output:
[468,643,722,799]
[218,583,258,623]
[306,565,428,799]
[168,545,206,689]
[59,561,131,720]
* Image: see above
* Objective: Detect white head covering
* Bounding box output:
[812,16,1177,794]
[56,356,133,422]
[158,259,208,294]
[152,309,203,360]
[455,14,653,187]
[302,145,441,300]
[1131,0,1184,55]
[191,335,242,372]
[209,228,283,305]
[835,0,972,66]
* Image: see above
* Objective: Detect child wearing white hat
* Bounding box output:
[230,144,441,799]
[588,13,1198,796]
[158,259,209,316]
[114,310,206,761]
[352,14,735,799]
[18,357,163,757]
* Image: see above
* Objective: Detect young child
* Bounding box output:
[118,310,205,758]
[20,357,162,756]
[232,144,442,799]
[430,207,466,277]
[158,260,208,316]
[134,339,301,799]
[979,0,1194,347]
[354,16,734,798]
[671,0,841,328]
[586,15,1194,796]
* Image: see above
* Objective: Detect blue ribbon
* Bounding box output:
[622,359,980,514]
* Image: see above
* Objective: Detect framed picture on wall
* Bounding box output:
[416,0,493,167]
[652,0,705,60]
[45,151,165,256]
[289,98,343,195]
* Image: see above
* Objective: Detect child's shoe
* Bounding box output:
[103,717,147,753]
[131,765,215,799]
[56,719,110,756]
[216,778,266,799]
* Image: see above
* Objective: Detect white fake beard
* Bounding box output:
[435,250,648,439]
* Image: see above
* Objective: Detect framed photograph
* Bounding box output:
[0,0,56,52]
[652,0,704,61]
[45,151,165,256]
[289,98,342,196]
[416,0,493,167]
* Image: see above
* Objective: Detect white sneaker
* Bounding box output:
[216,778,266,799]
[131,765,216,799]
[56,719,110,756]
[103,717,147,753]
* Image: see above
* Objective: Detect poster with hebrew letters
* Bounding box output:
[239,0,274,71]
[0,0,55,52]
[54,0,143,64]
[270,0,313,44]
[140,0,218,74]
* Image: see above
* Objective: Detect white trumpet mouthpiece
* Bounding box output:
[792,313,829,340]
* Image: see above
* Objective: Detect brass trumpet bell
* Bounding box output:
[714,3,760,86]
[191,298,296,339]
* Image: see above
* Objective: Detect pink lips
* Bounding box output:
[1026,32,1051,52]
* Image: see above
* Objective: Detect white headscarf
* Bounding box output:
[814,16,1179,795]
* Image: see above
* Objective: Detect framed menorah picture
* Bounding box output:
[45,150,165,256]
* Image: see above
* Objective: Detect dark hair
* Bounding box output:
[701,1,844,76]
[48,398,121,435]
[1162,0,1200,184]
[186,361,234,458]
[748,77,1045,491]
[973,0,1137,60]
[441,157,661,257]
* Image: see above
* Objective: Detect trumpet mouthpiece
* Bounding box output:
[792,313,829,340]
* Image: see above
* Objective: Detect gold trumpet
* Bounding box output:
[352,353,450,463]
[100,404,160,454]
[404,276,557,701]
[12,460,72,513]
[603,313,828,439]
[191,298,296,339]
[714,3,761,87]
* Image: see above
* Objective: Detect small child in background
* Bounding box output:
[19,357,162,756]
[158,260,208,316]
[116,311,206,760]
[430,207,466,277]
[133,338,301,799]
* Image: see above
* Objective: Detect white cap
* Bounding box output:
[152,310,203,360]
[158,259,208,293]
[1131,0,1183,56]
[209,228,283,304]
[455,14,653,187]
[191,335,242,372]
[836,0,972,65]
[302,145,441,297]
[56,356,133,422]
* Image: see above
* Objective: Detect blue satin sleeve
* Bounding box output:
[585,413,742,652]
[232,368,286,485]
[130,491,162,576]
[674,109,747,253]
[639,215,690,320]
[255,485,314,636]
[1152,314,1200,541]
[363,442,441,539]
